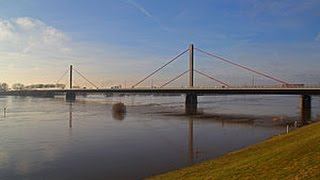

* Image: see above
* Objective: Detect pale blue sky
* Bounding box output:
[0,0,319,87]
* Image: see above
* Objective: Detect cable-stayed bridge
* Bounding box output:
[3,44,319,123]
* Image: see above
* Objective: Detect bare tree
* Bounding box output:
[12,83,25,90]
[0,83,9,92]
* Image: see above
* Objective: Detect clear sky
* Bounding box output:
[0,0,319,87]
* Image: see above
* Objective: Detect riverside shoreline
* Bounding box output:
[149,122,320,179]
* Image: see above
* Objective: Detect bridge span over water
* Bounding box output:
[5,87,320,95]
[2,87,319,125]
[1,44,318,124]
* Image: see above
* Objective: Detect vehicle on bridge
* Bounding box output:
[111,85,122,89]
[282,84,304,88]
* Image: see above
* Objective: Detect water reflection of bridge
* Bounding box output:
[65,100,305,163]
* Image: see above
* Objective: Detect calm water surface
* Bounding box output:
[0,95,319,179]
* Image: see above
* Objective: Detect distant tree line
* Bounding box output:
[0,82,66,91]
[23,84,66,90]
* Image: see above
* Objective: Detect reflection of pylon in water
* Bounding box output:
[69,103,72,128]
[189,118,194,163]
[189,118,203,163]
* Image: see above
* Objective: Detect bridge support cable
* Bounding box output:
[73,68,99,89]
[73,80,81,88]
[194,69,230,87]
[132,49,189,88]
[55,69,69,85]
[195,47,290,85]
[160,70,189,88]
[64,79,69,87]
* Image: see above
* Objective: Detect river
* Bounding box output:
[0,95,319,179]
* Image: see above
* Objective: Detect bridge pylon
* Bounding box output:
[69,65,73,89]
[66,65,76,101]
[189,44,194,87]
[185,44,197,114]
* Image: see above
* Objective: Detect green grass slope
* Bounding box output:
[149,122,320,180]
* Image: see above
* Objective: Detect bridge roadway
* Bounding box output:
[1,87,317,124]
[6,87,320,95]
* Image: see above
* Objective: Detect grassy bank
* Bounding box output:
[149,122,320,179]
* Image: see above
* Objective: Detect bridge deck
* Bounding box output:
[4,87,320,95]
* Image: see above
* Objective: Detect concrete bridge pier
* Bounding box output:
[66,91,76,102]
[300,94,311,125]
[185,93,197,115]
